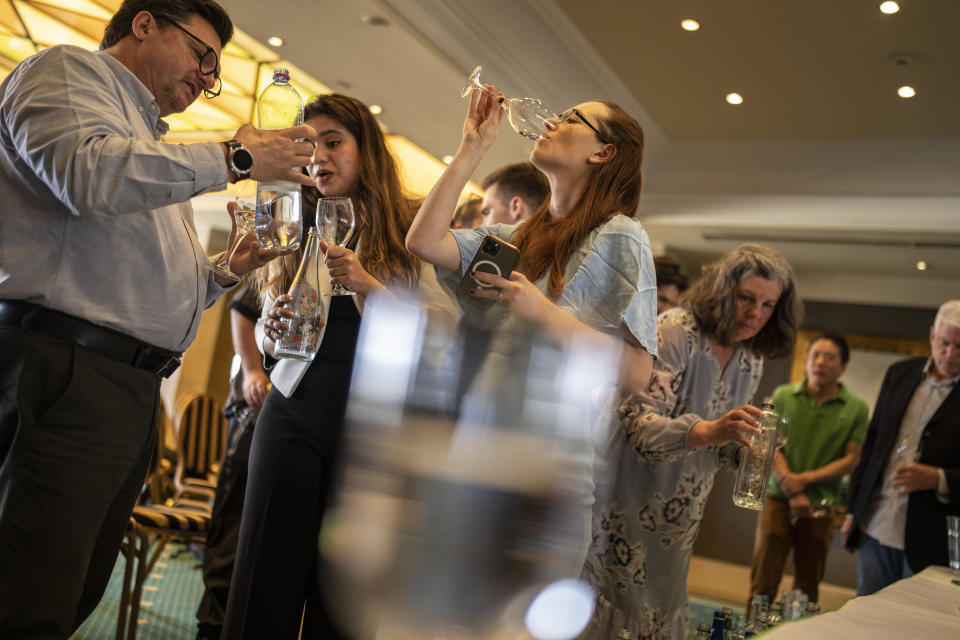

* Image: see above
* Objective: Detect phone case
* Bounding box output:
[455,235,520,307]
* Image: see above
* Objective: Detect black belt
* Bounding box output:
[0,300,182,378]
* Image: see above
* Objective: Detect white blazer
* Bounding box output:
[255,258,457,397]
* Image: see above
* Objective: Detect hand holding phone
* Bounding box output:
[456,235,520,311]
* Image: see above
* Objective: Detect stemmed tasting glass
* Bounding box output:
[775,415,791,449]
[207,181,258,281]
[461,66,556,141]
[316,197,357,296]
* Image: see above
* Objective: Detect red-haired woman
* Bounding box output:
[406,85,659,572]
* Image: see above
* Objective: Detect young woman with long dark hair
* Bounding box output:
[222,93,454,640]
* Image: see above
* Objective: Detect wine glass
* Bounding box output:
[207,181,258,281]
[775,415,790,449]
[461,65,556,141]
[316,197,356,296]
[255,182,303,251]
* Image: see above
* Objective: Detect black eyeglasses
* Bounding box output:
[156,15,222,98]
[557,107,608,143]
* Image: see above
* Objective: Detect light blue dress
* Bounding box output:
[437,215,659,574]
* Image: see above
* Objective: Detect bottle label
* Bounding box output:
[277,284,322,355]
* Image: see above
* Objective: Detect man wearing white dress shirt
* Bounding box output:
[843,299,960,595]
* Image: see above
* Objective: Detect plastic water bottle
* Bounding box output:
[255,68,304,251]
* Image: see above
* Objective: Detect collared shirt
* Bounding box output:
[767,379,870,505]
[0,46,230,351]
[861,359,959,549]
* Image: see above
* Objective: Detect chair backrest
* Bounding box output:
[146,407,177,505]
[173,392,227,488]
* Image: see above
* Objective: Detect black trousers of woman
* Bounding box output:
[223,298,359,639]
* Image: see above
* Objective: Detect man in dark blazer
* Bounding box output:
[842,299,960,595]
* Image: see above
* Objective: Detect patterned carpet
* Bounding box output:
[68,541,740,640]
[71,543,203,640]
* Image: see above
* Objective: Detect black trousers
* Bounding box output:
[222,362,351,640]
[0,324,159,639]
[195,405,258,638]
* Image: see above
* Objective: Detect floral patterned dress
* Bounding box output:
[579,308,764,639]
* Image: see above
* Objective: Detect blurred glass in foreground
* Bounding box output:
[321,293,623,639]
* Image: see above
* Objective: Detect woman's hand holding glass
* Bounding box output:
[461,84,507,154]
[320,240,383,297]
[461,66,555,141]
[688,405,764,449]
[316,197,357,295]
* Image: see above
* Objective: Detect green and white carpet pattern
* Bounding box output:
[69,541,740,640]
[71,543,203,640]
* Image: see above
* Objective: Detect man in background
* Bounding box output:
[843,299,960,595]
[451,198,484,229]
[653,255,689,315]
[479,161,549,226]
[749,334,869,607]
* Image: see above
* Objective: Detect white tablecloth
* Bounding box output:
[763,566,960,639]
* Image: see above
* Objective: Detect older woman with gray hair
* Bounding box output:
[580,244,802,640]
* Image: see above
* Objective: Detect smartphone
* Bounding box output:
[455,235,520,308]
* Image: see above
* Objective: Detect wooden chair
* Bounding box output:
[173,392,228,503]
[115,394,226,640]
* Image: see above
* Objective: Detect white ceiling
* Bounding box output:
[198,0,960,310]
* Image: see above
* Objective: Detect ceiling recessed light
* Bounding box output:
[898,85,916,98]
[916,260,927,271]
[879,1,900,14]
[680,19,700,31]
[442,155,454,165]
[267,36,284,47]
[725,92,743,105]
[369,104,383,115]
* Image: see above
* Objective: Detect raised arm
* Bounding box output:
[406,85,505,271]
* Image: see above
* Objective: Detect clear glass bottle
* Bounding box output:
[709,610,726,640]
[274,227,323,361]
[767,600,783,626]
[732,398,780,510]
[255,68,304,251]
[722,607,733,640]
[732,614,746,640]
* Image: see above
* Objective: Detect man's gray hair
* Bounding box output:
[934,299,960,330]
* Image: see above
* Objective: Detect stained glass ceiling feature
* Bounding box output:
[0,0,331,137]
[0,1,479,197]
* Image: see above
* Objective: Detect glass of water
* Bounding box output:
[255,181,303,251]
[948,515,960,573]
[316,197,356,296]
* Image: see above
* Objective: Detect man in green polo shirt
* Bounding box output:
[748,334,870,607]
